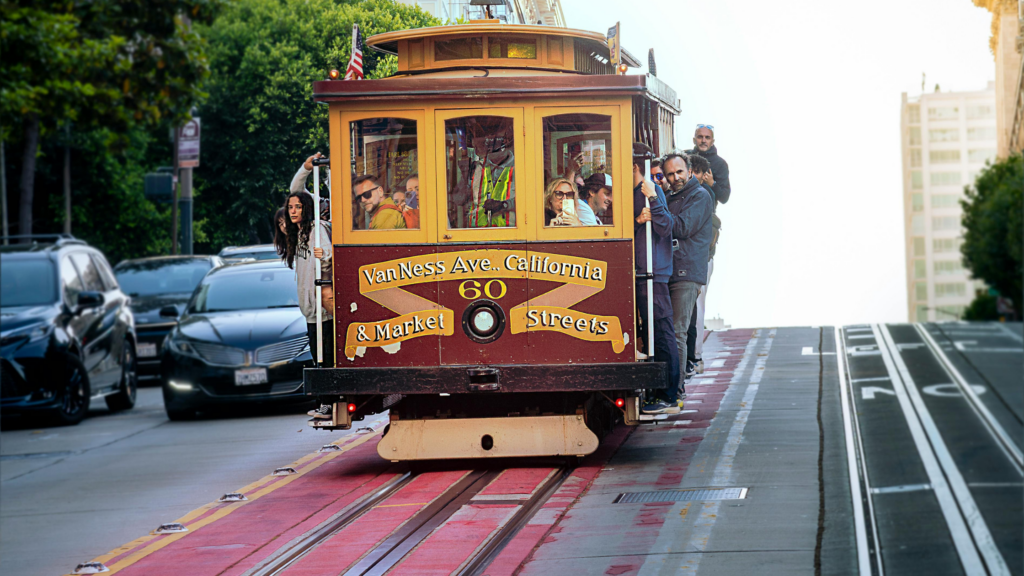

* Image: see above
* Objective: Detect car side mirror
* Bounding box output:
[76,291,104,313]
[159,305,179,318]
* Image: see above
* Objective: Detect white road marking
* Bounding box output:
[921,383,987,398]
[851,376,890,384]
[917,325,1022,473]
[870,483,932,495]
[802,346,835,356]
[877,324,1007,576]
[861,386,896,400]
[847,334,875,340]
[836,327,877,576]
[709,359,725,368]
[995,324,1023,343]
[954,340,1022,353]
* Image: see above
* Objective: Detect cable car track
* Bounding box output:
[250,465,572,576]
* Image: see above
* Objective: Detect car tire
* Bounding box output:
[53,354,90,426]
[106,344,138,411]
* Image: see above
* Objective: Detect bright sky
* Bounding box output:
[563,0,995,328]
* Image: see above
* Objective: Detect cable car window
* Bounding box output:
[488,36,536,59]
[435,37,483,61]
[445,116,516,229]
[350,117,420,231]
[542,113,613,227]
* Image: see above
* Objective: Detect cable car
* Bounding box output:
[305,21,681,461]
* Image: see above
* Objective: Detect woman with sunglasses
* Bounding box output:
[543,178,581,227]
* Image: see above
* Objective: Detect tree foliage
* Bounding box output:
[961,153,1023,306]
[192,0,439,250]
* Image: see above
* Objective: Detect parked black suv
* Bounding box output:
[114,256,224,379]
[1,236,138,425]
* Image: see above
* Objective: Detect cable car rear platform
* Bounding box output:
[303,362,667,395]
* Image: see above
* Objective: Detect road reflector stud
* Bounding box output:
[356,426,374,434]
[73,561,110,574]
[319,444,342,452]
[153,523,188,534]
[218,492,248,502]
[273,467,297,476]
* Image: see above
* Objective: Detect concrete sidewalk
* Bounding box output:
[518,327,856,576]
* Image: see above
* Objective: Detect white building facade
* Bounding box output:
[900,83,997,322]
[397,0,565,26]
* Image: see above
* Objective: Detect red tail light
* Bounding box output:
[347,403,357,413]
[615,398,625,408]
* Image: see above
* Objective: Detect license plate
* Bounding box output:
[234,368,268,386]
[137,343,158,358]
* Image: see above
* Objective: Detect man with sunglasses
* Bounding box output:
[354,175,407,230]
[685,124,731,205]
[650,159,665,187]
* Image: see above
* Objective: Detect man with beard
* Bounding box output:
[684,154,721,376]
[662,153,713,397]
[354,175,406,230]
[685,125,730,205]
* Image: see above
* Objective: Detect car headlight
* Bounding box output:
[168,336,198,356]
[0,324,51,346]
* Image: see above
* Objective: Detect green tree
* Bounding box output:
[961,153,1023,312]
[192,0,438,250]
[1,0,219,237]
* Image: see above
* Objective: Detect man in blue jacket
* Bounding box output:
[632,163,679,414]
[662,153,714,397]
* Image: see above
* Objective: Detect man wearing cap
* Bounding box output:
[686,124,731,205]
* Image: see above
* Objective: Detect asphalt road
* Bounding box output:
[0,386,383,576]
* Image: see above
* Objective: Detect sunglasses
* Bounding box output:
[356,186,381,200]
[696,124,714,132]
[553,190,575,199]
[652,173,665,181]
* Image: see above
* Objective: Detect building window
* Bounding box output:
[908,104,920,124]
[911,193,924,212]
[929,150,960,164]
[916,305,929,322]
[488,36,537,59]
[910,149,922,167]
[968,148,996,163]
[930,172,962,186]
[912,215,925,234]
[935,283,966,298]
[967,126,996,141]
[934,260,964,275]
[435,37,483,61]
[933,238,960,253]
[935,305,964,320]
[928,106,959,120]
[966,104,993,119]
[932,216,960,231]
[929,128,959,142]
[909,127,922,145]
[913,237,925,256]
[931,194,959,209]
[914,260,927,279]
[915,282,928,301]
[911,171,923,189]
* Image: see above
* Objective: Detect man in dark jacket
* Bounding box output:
[686,125,730,205]
[662,153,713,395]
[632,163,679,414]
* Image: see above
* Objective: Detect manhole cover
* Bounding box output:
[613,487,748,504]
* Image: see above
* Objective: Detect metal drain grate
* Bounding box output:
[613,487,748,504]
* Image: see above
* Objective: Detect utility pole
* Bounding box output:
[1,140,8,245]
[180,166,193,254]
[171,126,179,254]
[63,123,71,235]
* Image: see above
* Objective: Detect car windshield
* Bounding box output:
[115,260,213,297]
[1,258,57,307]
[188,268,298,313]
[223,251,279,261]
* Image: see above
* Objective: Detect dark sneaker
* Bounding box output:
[643,401,672,414]
[685,361,696,379]
[307,404,332,419]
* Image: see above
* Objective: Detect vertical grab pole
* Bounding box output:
[644,159,654,359]
[313,164,323,367]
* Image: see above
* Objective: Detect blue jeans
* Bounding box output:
[636,283,679,403]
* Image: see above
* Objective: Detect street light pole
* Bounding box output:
[171,126,179,254]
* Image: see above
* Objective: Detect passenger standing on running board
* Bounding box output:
[684,154,720,377]
[662,153,713,399]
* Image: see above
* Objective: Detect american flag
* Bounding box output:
[345,24,364,80]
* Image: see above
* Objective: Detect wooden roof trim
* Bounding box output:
[367,24,607,53]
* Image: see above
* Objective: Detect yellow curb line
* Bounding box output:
[65,423,385,576]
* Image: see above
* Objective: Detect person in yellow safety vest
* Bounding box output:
[354,174,406,230]
[468,136,516,228]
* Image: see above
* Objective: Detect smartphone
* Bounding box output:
[561,194,576,220]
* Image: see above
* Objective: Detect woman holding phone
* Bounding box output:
[543,178,581,227]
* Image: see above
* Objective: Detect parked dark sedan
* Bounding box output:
[113,256,224,378]
[160,260,313,419]
[217,244,279,263]
[1,236,137,425]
